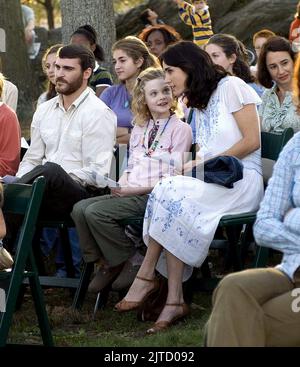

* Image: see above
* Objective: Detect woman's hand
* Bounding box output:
[178,155,205,176]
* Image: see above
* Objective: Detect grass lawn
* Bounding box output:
[8,287,212,347]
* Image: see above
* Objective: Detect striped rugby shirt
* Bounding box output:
[178,1,213,46]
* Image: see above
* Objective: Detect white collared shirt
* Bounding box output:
[17,87,117,187]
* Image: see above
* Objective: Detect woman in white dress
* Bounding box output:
[115,41,264,334]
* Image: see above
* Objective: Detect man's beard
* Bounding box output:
[55,74,84,95]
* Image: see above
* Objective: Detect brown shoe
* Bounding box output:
[88,263,124,293]
[146,303,190,335]
[114,275,160,312]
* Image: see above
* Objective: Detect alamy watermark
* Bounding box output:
[0,287,6,313]
[291,288,300,313]
[0,28,6,52]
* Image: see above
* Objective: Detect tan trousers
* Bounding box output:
[206,267,300,346]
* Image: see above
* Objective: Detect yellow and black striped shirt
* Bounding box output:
[178,1,213,46]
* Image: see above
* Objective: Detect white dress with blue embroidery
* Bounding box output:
[143,76,264,281]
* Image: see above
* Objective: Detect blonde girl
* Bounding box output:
[71,67,192,295]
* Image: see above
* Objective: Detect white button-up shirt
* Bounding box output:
[17,87,117,187]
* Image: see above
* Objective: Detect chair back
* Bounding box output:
[261,128,294,160]
[261,128,294,185]
[3,177,46,257]
[0,176,53,347]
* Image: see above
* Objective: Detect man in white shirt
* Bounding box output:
[16,44,117,217]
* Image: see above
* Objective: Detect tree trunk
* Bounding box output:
[44,0,55,30]
[61,0,116,72]
[0,0,37,126]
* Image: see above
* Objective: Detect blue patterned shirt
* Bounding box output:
[254,132,300,280]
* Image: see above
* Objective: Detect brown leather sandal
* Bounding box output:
[114,275,160,313]
[146,303,190,335]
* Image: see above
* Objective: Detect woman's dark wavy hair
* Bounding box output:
[160,41,227,110]
[140,9,151,26]
[138,24,181,48]
[206,33,254,83]
[71,24,105,62]
[257,36,297,88]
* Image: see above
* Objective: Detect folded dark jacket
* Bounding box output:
[192,155,244,188]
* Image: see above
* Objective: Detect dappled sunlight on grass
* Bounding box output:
[8,288,211,347]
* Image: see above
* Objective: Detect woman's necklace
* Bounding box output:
[142,115,172,157]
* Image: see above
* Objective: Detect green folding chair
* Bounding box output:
[0,176,54,346]
[218,128,294,267]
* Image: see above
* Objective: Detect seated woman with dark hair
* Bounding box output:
[139,24,182,57]
[114,41,263,334]
[257,36,300,133]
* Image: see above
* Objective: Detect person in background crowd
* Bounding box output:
[289,1,300,49]
[100,36,159,146]
[205,53,300,347]
[37,44,63,106]
[140,8,164,28]
[138,24,182,57]
[205,33,264,97]
[251,29,276,79]
[70,25,113,97]
[0,57,18,112]
[21,1,39,59]
[258,36,300,133]
[173,0,213,47]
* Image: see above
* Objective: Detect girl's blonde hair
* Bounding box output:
[131,67,179,126]
[112,36,160,75]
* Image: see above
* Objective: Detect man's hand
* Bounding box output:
[110,186,152,197]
